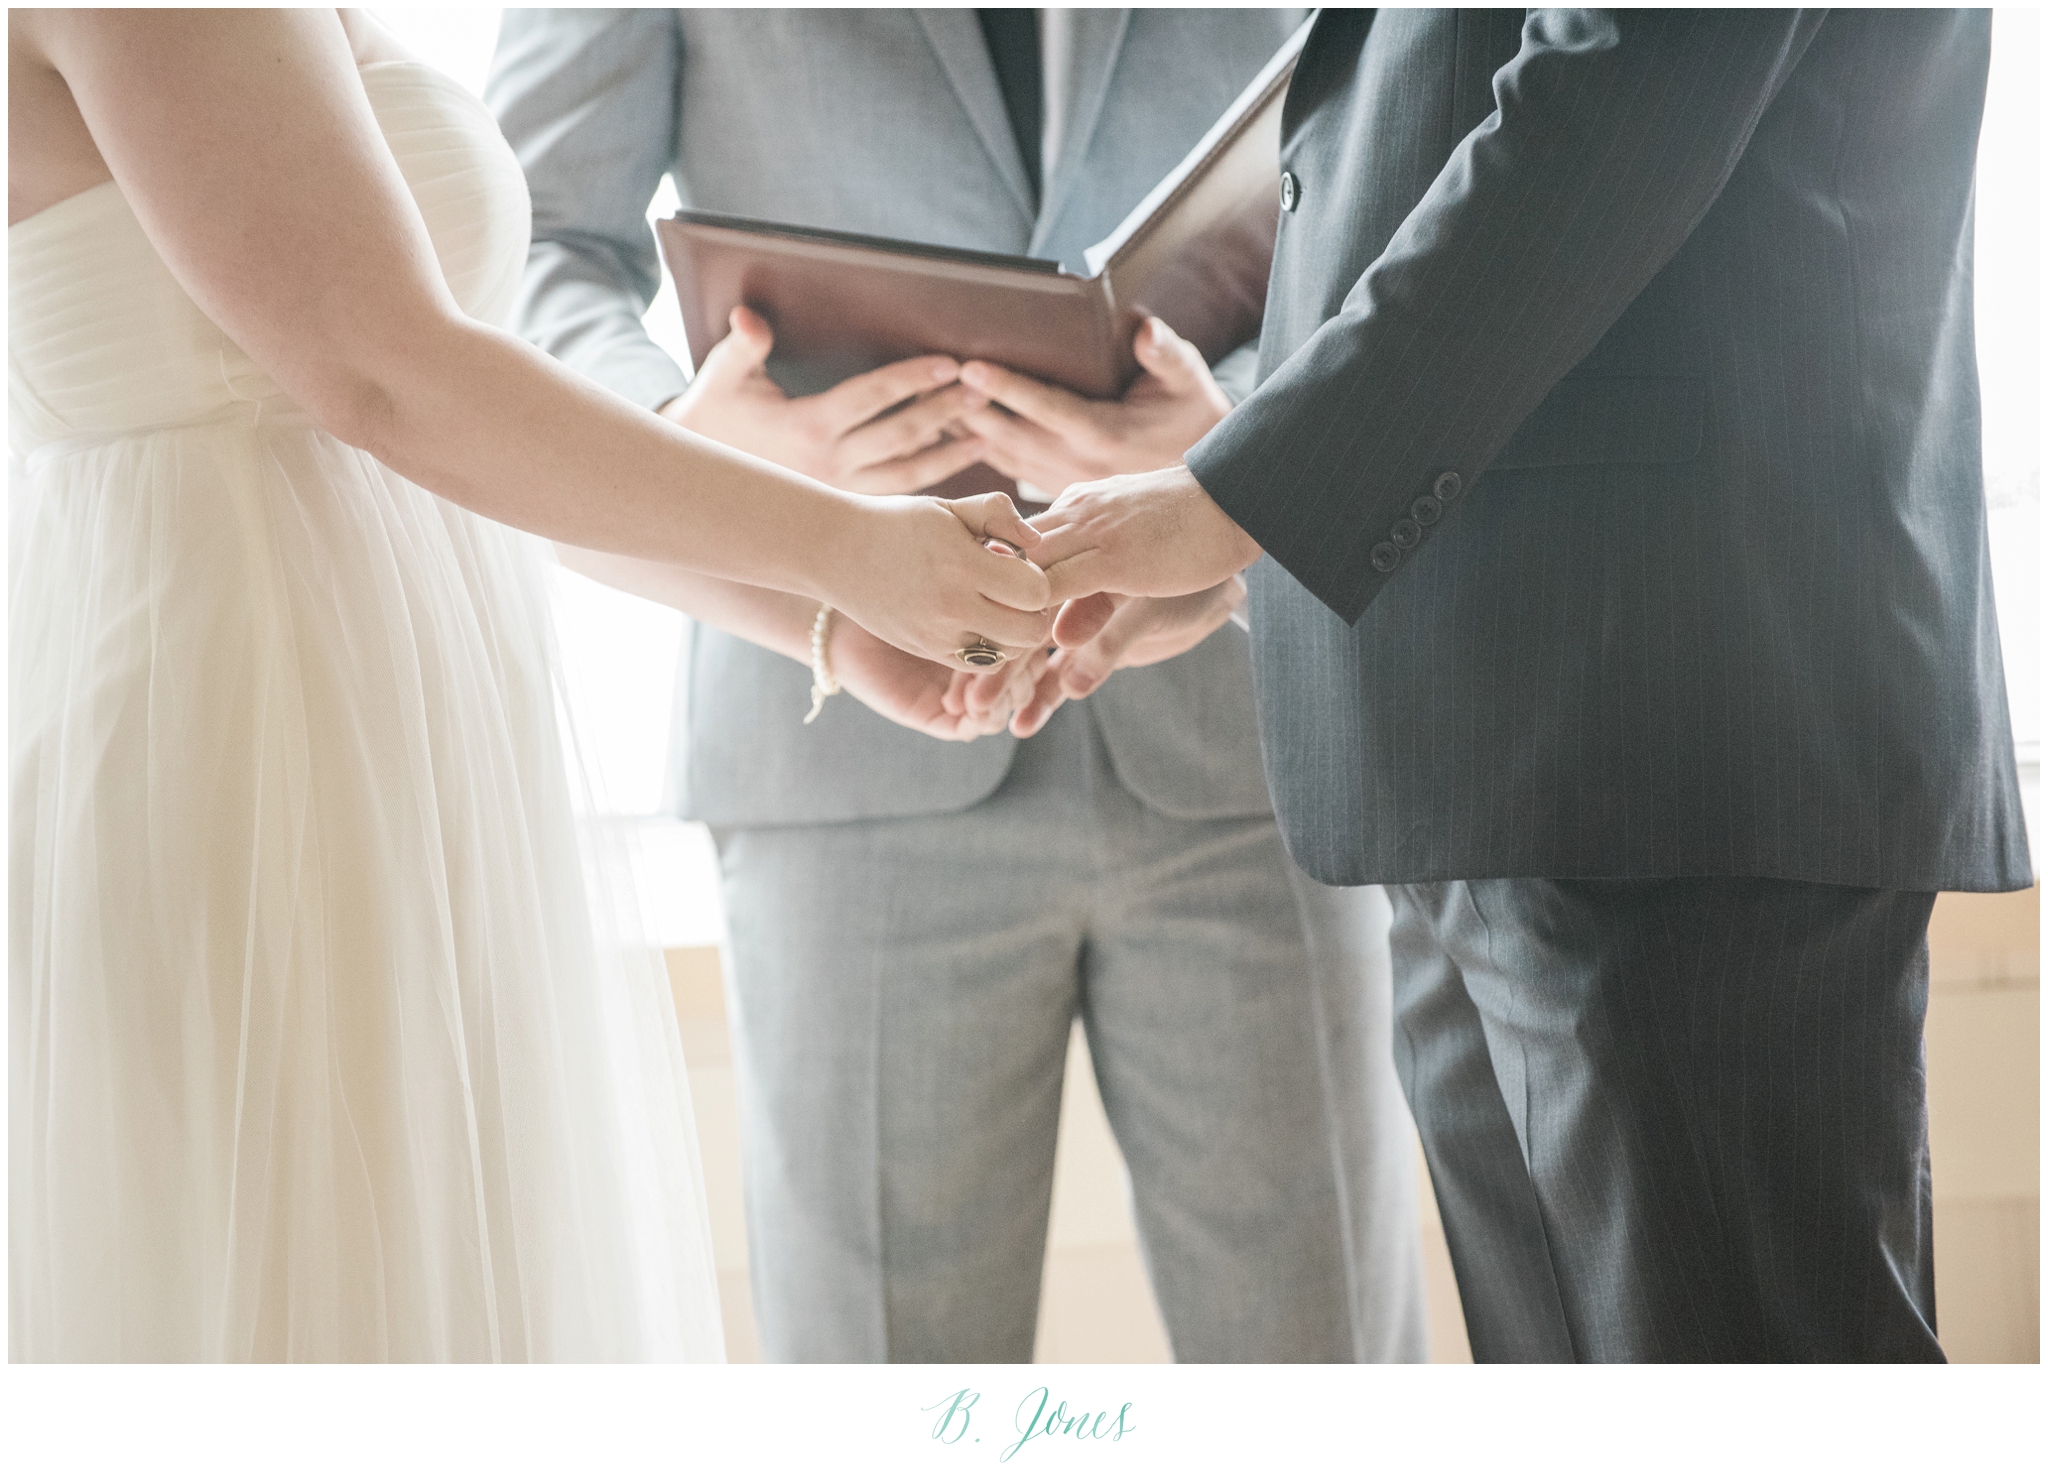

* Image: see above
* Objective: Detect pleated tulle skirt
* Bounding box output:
[9,411,724,1361]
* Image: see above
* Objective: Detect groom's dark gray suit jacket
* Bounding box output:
[1185,8,2031,892]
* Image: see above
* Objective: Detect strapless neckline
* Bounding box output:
[9,58,486,237]
[9,177,123,238]
[10,53,531,456]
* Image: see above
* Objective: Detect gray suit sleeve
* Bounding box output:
[485,8,692,411]
[1185,9,1827,623]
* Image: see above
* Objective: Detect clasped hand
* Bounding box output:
[886,462,1259,743]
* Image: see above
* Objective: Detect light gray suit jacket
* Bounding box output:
[488,8,1305,828]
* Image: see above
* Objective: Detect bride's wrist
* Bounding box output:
[790,490,869,612]
[825,606,866,673]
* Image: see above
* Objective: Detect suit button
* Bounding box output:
[1432,471,1464,502]
[1279,170,1299,212]
[1369,540,1402,573]
[1390,518,1423,549]
[1410,495,1443,526]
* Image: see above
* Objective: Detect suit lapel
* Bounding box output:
[1031,7,1131,257]
[914,8,1037,227]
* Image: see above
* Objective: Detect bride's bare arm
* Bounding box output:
[13,9,1051,665]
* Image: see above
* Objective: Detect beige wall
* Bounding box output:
[1924,887,2040,1362]
[668,885,2039,1364]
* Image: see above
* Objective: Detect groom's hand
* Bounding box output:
[1031,464,1263,634]
[956,317,1230,500]
[661,306,986,496]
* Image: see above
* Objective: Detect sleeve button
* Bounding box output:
[1410,495,1443,526]
[1390,518,1423,549]
[1369,541,1402,573]
[1432,471,1464,502]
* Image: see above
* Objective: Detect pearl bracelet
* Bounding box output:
[803,604,839,725]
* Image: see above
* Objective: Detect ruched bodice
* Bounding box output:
[8,62,531,457]
[9,57,720,1362]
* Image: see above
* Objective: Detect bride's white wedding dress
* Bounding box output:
[9,61,723,1361]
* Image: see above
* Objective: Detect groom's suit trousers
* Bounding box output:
[1388,878,1942,1362]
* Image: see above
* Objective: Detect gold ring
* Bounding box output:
[953,638,1008,668]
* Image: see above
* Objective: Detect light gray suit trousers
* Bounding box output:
[487,7,1425,1362]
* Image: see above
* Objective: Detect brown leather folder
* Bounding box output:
[653,20,1309,417]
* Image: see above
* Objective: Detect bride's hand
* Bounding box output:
[827,492,1053,666]
[831,617,1048,741]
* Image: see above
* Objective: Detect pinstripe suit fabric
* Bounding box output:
[1180,10,2026,1360]
[1390,878,1940,1362]
[1185,9,2029,893]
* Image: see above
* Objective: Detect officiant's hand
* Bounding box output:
[1005,578,1246,737]
[662,306,986,496]
[957,317,1231,500]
